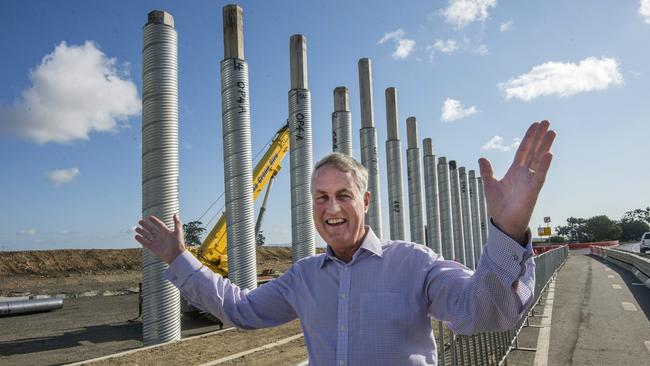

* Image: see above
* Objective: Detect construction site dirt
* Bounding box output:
[0,247,312,365]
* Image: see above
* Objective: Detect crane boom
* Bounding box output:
[188,122,290,276]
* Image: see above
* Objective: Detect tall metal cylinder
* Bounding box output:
[469,170,483,266]
[459,167,475,270]
[406,117,425,244]
[289,35,315,261]
[423,139,441,253]
[449,161,465,264]
[221,5,257,290]
[141,10,181,346]
[358,58,382,238]
[437,157,454,260]
[477,177,489,243]
[384,87,405,240]
[332,87,352,156]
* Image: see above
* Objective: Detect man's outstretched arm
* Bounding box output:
[426,120,555,334]
[425,220,535,334]
[135,214,297,329]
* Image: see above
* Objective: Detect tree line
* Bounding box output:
[552,207,650,242]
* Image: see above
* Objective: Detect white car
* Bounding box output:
[641,232,650,254]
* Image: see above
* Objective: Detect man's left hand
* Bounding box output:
[479,120,556,243]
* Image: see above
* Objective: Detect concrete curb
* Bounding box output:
[64,327,235,365]
[591,247,650,289]
[197,333,304,366]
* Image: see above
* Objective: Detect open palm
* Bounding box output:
[479,121,556,243]
[135,214,186,264]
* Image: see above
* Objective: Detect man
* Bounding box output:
[136,121,555,365]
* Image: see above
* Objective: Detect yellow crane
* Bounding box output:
[187,122,290,276]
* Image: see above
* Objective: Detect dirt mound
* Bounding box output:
[0,247,300,277]
[0,249,142,277]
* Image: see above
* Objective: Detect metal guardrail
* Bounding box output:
[592,246,650,288]
[437,245,569,366]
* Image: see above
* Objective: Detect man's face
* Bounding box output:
[312,166,370,252]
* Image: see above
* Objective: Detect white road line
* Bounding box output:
[605,268,611,271]
[533,279,556,366]
[644,340,650,355]
[612,284,622,289]
[199,333,304,366]
[607,275,614,278]
[621,302,637,311]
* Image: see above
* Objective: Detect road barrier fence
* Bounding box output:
[591,246,650,289]
[436,245,569,366]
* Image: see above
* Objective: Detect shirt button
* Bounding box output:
[341,293,346,299]
[339,361,344,366]
[513,254,519,261]
[340,325,346,331]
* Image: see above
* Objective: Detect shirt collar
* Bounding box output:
[319,226,383,268]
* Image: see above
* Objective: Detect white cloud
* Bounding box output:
[378,29,416,59]
[500,20,513,32]
[441,98,478,122]
[0,41,140,144]
[481,136,521,152]
[499,57,623,101]
[394,39,416,59]
[641,0,650,23]
[46,167,80,186]
[474,44,489,56]
[378,29,405,44]
[427,38,486,61]
[433,39,459,54]
[17,229,37,236]
[441,0,497,28]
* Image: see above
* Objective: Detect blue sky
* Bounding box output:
[1,0,649,251]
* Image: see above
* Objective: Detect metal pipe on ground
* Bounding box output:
[449,160,466,264]
[358,58,383,238]
[0,297,63,317]
[437,157,455,260]
[384,87,405,241]
[289,34,315,261]
[469,170,483,266]
[141,10,181,345]
[406,117,425,245]
[221,4,257,290]
[423,138,441,253]
[459,167,475,270]
[332,87,352,156]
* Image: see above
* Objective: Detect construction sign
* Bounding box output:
[537,226,552,236]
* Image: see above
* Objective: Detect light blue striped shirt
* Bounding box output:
[166,220,534,366]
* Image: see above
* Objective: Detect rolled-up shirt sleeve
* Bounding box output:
[164,251,298,329]
[425,219,535,335]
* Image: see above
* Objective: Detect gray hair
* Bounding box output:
[311,153,368,196]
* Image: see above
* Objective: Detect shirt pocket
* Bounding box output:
[359,292,407,343]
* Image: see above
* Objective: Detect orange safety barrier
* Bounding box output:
[532,240,619,255]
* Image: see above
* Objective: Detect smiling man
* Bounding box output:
[136,121,556,366]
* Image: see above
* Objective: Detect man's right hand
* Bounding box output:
[135,214,186,264]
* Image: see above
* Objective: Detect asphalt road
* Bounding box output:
[0,294,222,366]
[618,241,640,252]
[546,253,650,365]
